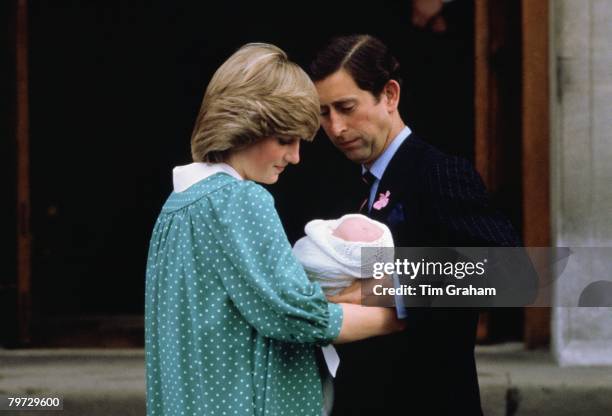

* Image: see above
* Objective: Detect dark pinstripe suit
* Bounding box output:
[332,135,520,416]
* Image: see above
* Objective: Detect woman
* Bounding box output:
[145,43,403,416]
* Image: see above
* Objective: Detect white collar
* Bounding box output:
[172,162,243,192]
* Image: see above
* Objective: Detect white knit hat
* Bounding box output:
[293,214,394,294]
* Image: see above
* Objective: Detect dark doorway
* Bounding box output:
[11,1,493,347]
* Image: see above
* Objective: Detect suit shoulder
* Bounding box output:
[405,136,478,179]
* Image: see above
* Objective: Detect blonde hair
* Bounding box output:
[190,43,320,162]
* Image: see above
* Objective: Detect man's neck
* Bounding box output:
[387,117,406,148]
[365,116,406,169]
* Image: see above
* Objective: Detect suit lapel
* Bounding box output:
[369,135,425,221]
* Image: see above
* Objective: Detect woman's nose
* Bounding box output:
[285,141,300,164]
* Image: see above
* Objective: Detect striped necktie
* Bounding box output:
[359,170,376,213]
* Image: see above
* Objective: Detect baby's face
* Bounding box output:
[332,217,384,242]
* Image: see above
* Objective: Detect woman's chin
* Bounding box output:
[253,174,279,184]
[266,174,280,184]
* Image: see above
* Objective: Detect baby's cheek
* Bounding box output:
[364,226,383,241]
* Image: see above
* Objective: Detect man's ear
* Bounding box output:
[383,79,401,112]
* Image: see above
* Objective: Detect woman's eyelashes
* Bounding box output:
[278,137,298,145]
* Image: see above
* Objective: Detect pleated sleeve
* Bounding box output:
[208,181,343,345]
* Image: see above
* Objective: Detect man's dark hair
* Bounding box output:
[309,34,402,99]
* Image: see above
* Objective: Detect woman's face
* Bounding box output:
[229,136,301,184]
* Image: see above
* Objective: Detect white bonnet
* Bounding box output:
[298,214,395,277]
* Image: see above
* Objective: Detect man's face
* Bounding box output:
[315,69,393,165]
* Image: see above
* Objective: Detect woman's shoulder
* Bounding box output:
[211,179,276,217]
[161,173,273,213]
[161,172,236,212]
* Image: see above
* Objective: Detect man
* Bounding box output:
[310,34,521,415]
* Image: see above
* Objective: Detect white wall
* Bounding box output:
[551,0,612,366]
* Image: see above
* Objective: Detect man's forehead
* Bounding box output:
[315,69,359,94]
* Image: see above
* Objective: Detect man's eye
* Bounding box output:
[320,110,329,116]
[340,106,354,113]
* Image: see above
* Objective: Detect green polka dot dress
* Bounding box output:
[145,173,343,415]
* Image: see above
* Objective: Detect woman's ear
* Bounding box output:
[383,79,401,112]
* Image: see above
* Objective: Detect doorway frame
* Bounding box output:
[475,0,550,348]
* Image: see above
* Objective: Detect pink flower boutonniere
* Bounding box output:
[373,191,391,210]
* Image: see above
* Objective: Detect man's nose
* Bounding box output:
[285,141,300,164]
[328,112,346,138]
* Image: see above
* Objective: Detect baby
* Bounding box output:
[294,214,396,414]
[292,214,395,296]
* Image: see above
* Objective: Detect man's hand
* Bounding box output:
[385,310,408,334]
[327,280,363,305]
[334,304,407,343]
[412,0,448,33]
[327,276,397,307]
